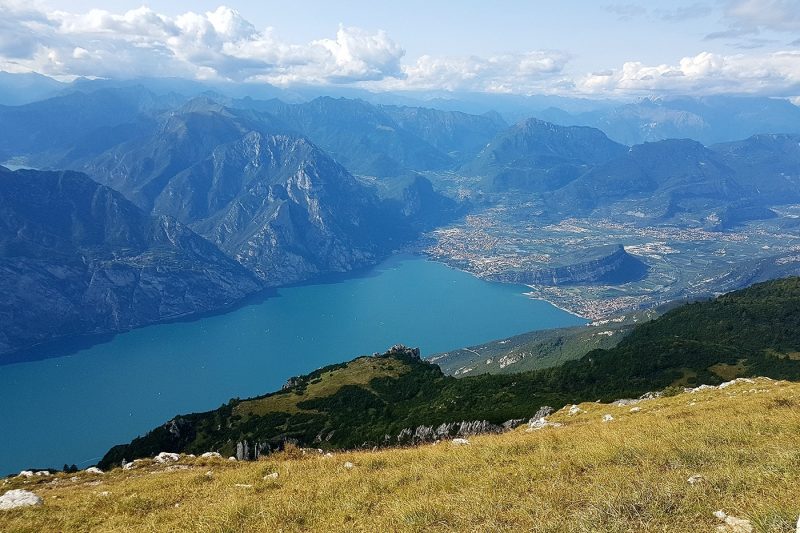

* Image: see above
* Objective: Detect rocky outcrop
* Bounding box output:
[0,490,43,510]
[492,245,647,286]
[394,417,530,446]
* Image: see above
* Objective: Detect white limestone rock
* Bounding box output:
[85,467,103,475]
[611,399,639,407]
[0,489,43,510]
[201,452,222,459]
[451,438,470,446]
[718,378,755,390]
[526,417,563,431]
[153,452,180,464]
[343,462,355,469]
[713,510,753,532]
[602,414,614,423]
[688,384,715,393]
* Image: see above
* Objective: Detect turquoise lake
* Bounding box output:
[0,255,585,475]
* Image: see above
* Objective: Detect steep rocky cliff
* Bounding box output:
[0,167,262,358]
[76,101,414,285]
[491,244,647,286]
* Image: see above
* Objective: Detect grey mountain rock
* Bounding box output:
[0,167,261,358]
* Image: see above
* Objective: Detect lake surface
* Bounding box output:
[0,255,584,475]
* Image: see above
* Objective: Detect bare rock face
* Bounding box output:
[0,489,43,510]
[79,104,412,287]
[0,169,262,358]
[492,245,647,286]
[0,168,262,359]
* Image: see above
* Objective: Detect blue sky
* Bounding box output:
[3,1,800,97]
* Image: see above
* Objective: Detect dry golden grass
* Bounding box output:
[3,378,800,532]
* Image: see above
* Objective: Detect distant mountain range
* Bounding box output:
[466,118,627,192]
[539,95,800,146]
[2,83,800,356]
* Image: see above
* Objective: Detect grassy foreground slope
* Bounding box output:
[100,277,800,469]
[3,378,800,532]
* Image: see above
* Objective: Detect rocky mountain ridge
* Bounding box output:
[0,167,262,358]
[490,244,647,286]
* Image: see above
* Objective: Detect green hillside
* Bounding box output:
[100,277,800,469]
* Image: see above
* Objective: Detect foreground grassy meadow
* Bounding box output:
[2,378,799,532]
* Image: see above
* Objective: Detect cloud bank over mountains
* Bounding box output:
[1,2,799,97]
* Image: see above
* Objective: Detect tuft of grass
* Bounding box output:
[2,378,800,532]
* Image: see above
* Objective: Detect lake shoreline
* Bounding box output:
[2,251,589,367]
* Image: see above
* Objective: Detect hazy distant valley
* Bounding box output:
[3,79,800,359]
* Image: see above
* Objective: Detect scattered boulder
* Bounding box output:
[234,484,253,488]
[98,491,110,497]
[611,399,639,407]
[687,474,704,485]
[639,391,662,400]
[17,471,33,478]
[602,414,614,423]
[343,462,355,469]
[263,472,279,480]
[201,452,222,459]
[228,457,237,461]
[122,459,148,470]
[688,384,716,393]
[713,510,753,532]
[153,452,180,464]
[568,405,584,416]
[527,417,563,431]
[629,407,641,413]
[0,489,43,510]
[85,467,103,475]
[533,406,554,419]
[33,471,50,477]
[451,438,470,446]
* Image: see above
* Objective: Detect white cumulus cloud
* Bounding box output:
[381,51,571,93]
[579,51,800,96]
[0,4,407,84]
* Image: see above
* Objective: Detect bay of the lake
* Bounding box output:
[0,255,585,475]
